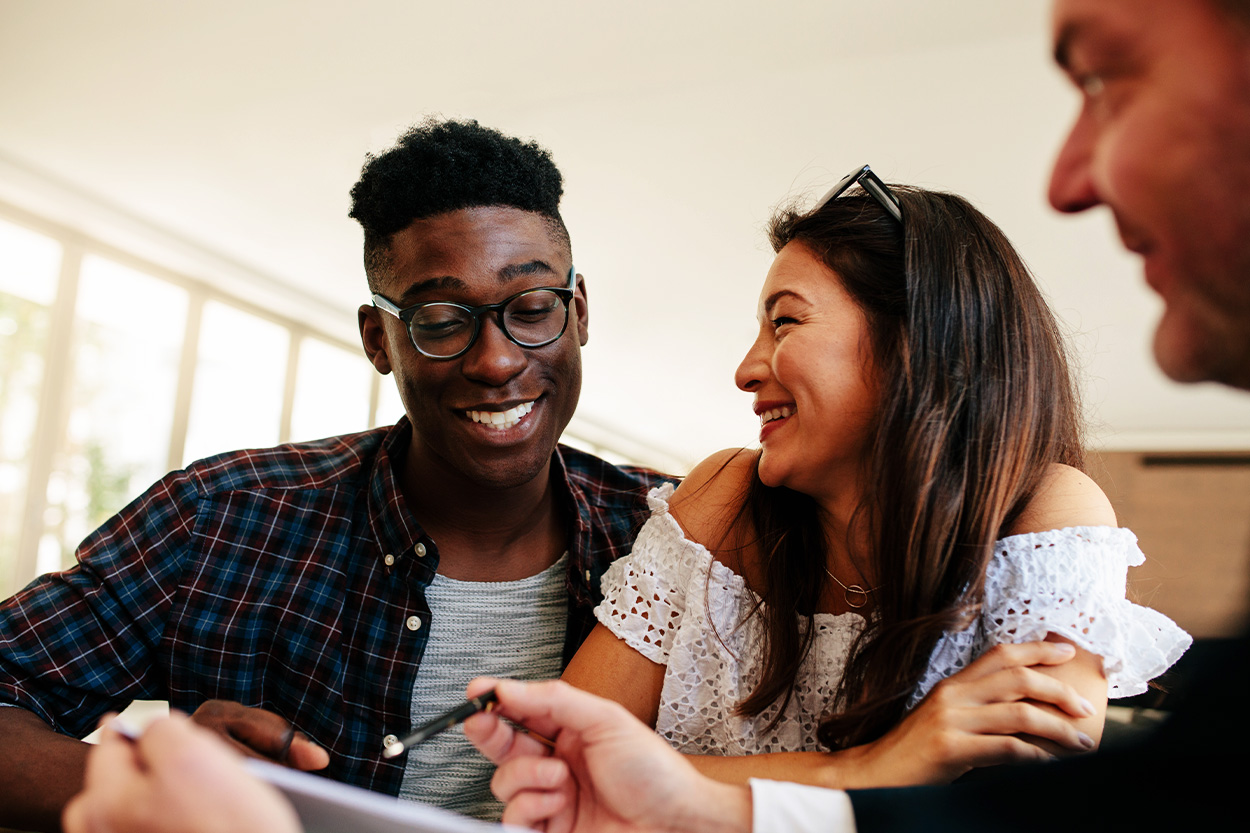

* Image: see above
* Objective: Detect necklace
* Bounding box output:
[823,565,875,609]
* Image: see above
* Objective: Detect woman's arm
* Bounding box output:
[1001,462,1121,750]
[685,639,1098,788]
[562,625,667,727]
[688,465,1115,787]
[564,448,757,726]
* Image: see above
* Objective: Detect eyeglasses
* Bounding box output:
[372,266,577,360]
[812,164,903,225]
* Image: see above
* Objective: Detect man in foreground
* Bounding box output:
[0,118,668,831]
[58,0,1250,830]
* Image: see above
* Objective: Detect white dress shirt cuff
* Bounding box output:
[749,779,857,833]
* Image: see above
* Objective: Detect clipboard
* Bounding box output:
[244,759,520,833]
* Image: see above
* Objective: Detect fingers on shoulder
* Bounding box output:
[1008,464,1116,535]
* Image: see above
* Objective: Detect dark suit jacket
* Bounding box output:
[849,636,1247,831]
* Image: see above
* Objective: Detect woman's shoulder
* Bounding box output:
[668,448,757,554]
[1005,463,1118,536]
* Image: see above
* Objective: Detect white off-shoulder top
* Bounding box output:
[593,484,1192,756]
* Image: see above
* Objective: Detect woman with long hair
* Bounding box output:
[563,167,1189,788]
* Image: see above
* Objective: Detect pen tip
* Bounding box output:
[382,743,405,759]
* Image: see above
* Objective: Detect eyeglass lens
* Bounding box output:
[409,289,568,357]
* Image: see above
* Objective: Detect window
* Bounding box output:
[38,257,190,573]
[290,337,374,442]
[182,301,289,465]
[0,219,61,590]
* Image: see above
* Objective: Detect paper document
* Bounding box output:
[244,759,518,833]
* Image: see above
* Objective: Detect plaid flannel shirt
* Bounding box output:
[0,417,671,796]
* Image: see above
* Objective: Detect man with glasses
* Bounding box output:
[55,1,1250,830]
[460,2,1250,829]
[0,117,670,830]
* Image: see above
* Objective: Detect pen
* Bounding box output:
[382,689,499,759]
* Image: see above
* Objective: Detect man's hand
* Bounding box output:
[189,700,329,770]
[63,715,301,833]
[463,677,752,833]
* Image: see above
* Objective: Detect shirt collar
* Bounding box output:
[366,419,594,602]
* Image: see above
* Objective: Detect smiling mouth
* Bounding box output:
[466,401,535,431]
[759,406,795,426]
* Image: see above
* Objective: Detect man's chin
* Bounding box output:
[1152,312,1250,390]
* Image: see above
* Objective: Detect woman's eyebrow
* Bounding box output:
[762,289,803,315]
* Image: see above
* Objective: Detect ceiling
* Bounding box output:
[4,0,1250,468]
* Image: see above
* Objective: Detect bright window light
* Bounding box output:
[290,337,373,442]
[183,301,288,465]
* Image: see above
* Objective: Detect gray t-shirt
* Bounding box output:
[398,553,569,819]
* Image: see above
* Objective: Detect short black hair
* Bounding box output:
[349,118,569,288]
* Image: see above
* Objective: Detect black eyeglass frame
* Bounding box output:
[371,265,578,360]
[812,164,903,225]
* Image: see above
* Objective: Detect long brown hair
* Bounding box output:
[732,185,1084,749]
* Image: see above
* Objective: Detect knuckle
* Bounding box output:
[1007,665,1033,688]
[1007,702,1034,724]
[987,643,1014,660]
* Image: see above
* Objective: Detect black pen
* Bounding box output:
[381,689,498,759]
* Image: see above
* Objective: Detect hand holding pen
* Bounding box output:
[382,687,556,760]
[382,690,500,759]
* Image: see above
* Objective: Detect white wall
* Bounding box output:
[3,0,1249,473]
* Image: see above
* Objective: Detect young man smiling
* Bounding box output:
[55,2,1250,831]
[0,118,670,830]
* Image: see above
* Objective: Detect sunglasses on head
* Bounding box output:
[812,164,903,225]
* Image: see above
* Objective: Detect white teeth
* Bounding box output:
[760,406,795,426]
[467,401,535,431]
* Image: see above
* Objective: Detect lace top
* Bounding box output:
[594,485,1192,756]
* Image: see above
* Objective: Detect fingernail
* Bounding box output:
[1079,697,1096,717]
[538,759,565,787]
[1054,642,1076,655]
[1078,732,1095,749]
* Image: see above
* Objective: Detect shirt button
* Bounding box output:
[406,615,423,631]
[415,543,427,558]
[383,554,395,566]
[382,734,399,749]
[584,569,592,582]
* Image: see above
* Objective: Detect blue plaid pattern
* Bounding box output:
[0,417,671,796]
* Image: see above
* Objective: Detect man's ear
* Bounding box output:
[574,273,589,346]
[358,305,393,374]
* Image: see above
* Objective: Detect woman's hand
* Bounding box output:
[464,677,752,833]
[842,641,1099,788]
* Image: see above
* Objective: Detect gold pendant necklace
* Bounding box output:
[823,565,875,609]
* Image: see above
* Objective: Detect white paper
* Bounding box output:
[244,759,519,833]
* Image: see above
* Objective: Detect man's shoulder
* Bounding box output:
[184,426,392,497]
[557,442,677,491]
[556,443,677,508]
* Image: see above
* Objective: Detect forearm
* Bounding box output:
[0,706,90,832]
[673,780,754,833]
[688,747,870,790]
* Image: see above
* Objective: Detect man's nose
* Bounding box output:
[460,314,526,385]
[1048,110,1102,213]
